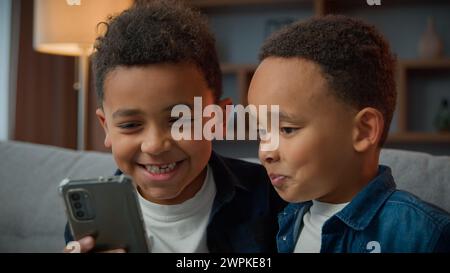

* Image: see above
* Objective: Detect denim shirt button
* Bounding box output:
[282,236,287,241]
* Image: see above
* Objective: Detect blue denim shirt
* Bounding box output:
[277,165,450,253]
[65,151,287,252]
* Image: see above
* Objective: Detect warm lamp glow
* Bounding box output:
[33,0,132,150]
[33,0,132,56]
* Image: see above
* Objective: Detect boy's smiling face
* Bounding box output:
[96,63,216,205]
[248,57,360,204]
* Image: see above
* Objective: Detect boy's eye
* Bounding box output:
[169,116,194,124]
[280,127,298,135]
[117,122,141,130]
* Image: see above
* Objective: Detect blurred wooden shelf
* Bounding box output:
[396,59,450,137]
[323,0,450,11]
[220,64,257,105]
[220,63,257,74]
[189,0,312,8]
[387,132,450,143]
[189,0,450,9]
[399,59,450,70]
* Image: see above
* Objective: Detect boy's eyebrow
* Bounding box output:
[111,104,195,119]
[273,111,306,123]
[274,111,297,121]
[112,109,144,119]
[164,103,195,112]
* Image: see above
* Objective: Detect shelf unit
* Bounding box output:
[190,0,325,105]
[221,63,257,105]
[189,0,317,10]
[388,132,450,143]
[189,0,450,145]
[395,59,450,144]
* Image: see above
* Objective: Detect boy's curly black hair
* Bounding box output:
[260,15,396,146]
[92,0,222,105]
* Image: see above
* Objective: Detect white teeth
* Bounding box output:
[145,162,177,174]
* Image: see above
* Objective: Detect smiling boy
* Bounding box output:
[64,0,285,253]
[248,15,450,252]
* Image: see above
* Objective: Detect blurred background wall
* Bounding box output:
[0,0,13,141]
[1,0,449,158]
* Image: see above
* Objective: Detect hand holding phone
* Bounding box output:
[59,175,150,253]
[63,236,126,253]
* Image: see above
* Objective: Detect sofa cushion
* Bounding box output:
[0,141,448,252]
[380,149,450,213]
[0,141,115,252]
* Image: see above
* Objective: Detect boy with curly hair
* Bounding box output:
[248,15,450,252]
[64,0,285,253]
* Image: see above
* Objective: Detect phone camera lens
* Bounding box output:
[71,193,81,201]
[74,202,82,209]
[76,211,85,218]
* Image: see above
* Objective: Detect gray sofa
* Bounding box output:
[0,140,449,253]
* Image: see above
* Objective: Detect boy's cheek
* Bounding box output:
[179,138,211,153]
[178,139,212,163]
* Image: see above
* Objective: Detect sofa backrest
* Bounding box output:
[0,140,449,252]
[380,149,450,213]
[0,141,115,252]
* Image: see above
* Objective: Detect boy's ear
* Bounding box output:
[95,108,112,149]
[217,97,233,134]
[352,107,384,152]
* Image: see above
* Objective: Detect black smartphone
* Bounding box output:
[59,175,150,253]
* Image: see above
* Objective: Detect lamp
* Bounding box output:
[33,0,131,150]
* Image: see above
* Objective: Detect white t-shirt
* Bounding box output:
[294,200,349,253]
[138,165,216,253]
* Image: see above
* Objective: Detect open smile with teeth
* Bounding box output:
[145,162,178,174]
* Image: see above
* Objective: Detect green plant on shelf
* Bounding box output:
[434,98,450,132]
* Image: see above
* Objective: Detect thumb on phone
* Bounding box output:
[63,236,95,253]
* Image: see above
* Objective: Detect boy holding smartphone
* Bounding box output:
[64,0,285,253]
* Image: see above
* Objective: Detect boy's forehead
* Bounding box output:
[104,63,205,86]
[251,58,329,101]
[102,64,214,107]
[249,57,356,121]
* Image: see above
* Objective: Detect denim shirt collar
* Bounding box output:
[334,165,396,231]
[278,165,396,235]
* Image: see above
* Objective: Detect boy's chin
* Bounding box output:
[136,184,183,203]
[277,189,313,203]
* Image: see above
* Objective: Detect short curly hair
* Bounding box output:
[260,15,396,146]
[92,0,222,105]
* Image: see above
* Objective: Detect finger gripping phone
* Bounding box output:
[59,175,150,253]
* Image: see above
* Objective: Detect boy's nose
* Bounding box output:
[141,132,172,156]
[259,147,279,164]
